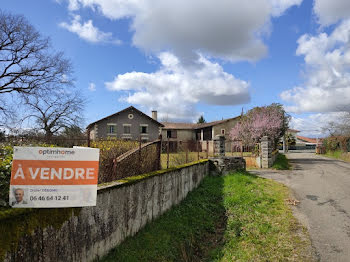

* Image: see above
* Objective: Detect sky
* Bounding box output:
[2,0,350,137]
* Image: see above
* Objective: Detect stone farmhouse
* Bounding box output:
[87,106,240,152]
[86,106,164,142]
[161,117,241,152]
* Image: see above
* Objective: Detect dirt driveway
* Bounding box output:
[252,152,350,262]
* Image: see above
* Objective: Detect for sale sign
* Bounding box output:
[9,147,100,208]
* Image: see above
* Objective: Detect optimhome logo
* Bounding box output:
[38,149,75,155]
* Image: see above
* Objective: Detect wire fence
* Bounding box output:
[1,135,261,184]
[161,139,259,169]
[101,139,161,183]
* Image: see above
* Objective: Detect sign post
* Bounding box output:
[9,147,99,208]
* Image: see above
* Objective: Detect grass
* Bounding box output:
[160,152,254,169]
[324,150,350,163]
[101,171,312,262]
[272,154,291,170]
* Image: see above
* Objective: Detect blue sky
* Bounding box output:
[2,0,350,137]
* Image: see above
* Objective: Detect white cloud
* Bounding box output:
[290,112,347,137]
[270,0,303,16]
[59,15,121,45]
[88,82,96,91]
[314,0,350,26]
[105,52,250,121]
[63,0,301,63]
[281,19,350,113]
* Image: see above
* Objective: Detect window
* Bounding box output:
[141,125,148,134]
[166,130,177,138]
[128,114,134,119]
[107,124,116,134]
[221,129,225,135]
[123,124,131,134]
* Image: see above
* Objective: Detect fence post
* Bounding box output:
[213,140,215,156]
[185,145,188,163]
[139,136,142,174]
[240,141,243,157]
[206,140,209,159]
[167,138,170,169]
[157,135,162,170]
[197,140,200,161]
[113,159,117,181]
[87,129,91,147]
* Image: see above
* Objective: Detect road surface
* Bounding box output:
[252,152,350,262]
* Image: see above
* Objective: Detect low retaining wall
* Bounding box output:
[209,156,246,175]
[1,160,209,262]
[244,156,261,168]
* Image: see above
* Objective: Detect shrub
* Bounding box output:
[90,139,139,183]
[0,143,55,207]
[323,136,350,152]
[0,145,13,207]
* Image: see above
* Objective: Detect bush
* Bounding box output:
[0,143,55,207]
[90,139,139,183]
[323,136,350,152]
[0,145,13,206]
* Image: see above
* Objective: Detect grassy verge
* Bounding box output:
[101,172,311,262]
[324,150,350,162]
[272,154,291,170]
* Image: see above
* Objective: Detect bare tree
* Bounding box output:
[23,89,85,140]
[0,11,72,95]
[323,112,350,136]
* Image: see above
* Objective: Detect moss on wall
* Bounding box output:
[0,160,208,260]
[0,207,81,260]
[98,159,209,190]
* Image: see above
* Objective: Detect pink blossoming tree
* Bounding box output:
[230,103,289,145]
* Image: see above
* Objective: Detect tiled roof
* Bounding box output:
[162,116,240,130]
[86,106,164,129]
[161,122,198,130]
[288,128,300,133]
[296,135,322,144]
[195,116,240,129]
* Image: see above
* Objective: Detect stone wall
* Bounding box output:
[1,161,209,262]
[209,156,246,175]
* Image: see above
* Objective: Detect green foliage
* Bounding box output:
[272,154,290,170]
[286,133,296,146]
[324,150,350,163]
[197,115,206,124]
[0,143,56,207]
[323,136,350,152]
[0,145,13,206]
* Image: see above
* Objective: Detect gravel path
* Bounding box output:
[252,153,350,262]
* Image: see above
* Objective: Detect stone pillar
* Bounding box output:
[214,135,225,156]
[282,136,286,153]
[261,136,272,168]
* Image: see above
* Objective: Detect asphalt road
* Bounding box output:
[252,152,350,262]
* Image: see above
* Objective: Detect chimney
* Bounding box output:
[152,110,157,121]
